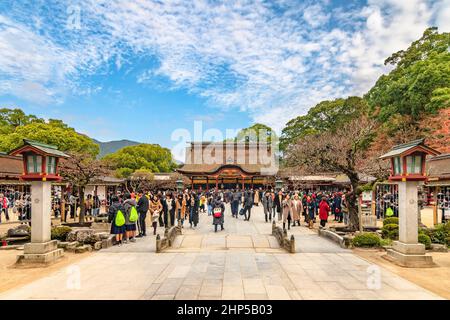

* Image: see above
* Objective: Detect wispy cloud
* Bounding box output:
[0,0,448,131]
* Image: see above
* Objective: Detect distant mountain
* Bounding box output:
[93,139,140,158]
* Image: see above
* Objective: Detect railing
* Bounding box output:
[271,221,295,253]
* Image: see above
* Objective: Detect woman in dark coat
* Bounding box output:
[189,192,199,228]
[162,193,176,227]
[212,195,225,232]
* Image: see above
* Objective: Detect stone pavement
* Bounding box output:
[0,204,443,300]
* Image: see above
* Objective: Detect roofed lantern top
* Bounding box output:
[379,138,440,182]
[8,139,69,182]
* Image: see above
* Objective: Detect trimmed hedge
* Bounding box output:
[382,223,399,240]
[352,232,381,248]
[51,226,73,241]
[418,234,432,249]
[383,217,399,226]
[428,222,450,245]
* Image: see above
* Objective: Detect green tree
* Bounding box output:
[0,121,99,157]
[365,27,450,121]
[0,108,43,134]
[103,144,177,177]
[235,123,276,144]
[280,97,367,151]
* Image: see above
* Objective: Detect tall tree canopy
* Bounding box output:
[235,123,276,144]
[102,143,177,178]
[285,115,380,231]
[280,96,367,152]
[0,108,99,157]
[365,27,450,121]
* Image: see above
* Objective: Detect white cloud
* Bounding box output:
[0,0,449,132]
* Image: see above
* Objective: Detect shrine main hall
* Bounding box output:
[177,141,277,190]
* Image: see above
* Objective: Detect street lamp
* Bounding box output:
[176,178,184,193]
[379,138,439,267]
[9,139,69,265]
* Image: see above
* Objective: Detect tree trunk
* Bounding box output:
[78,186,86,225]
[347,191,359,231]
[346,173,361,231]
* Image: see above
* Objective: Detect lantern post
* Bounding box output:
[379,139,439,267]
[10,140,69,265]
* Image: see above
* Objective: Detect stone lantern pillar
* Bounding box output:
[379,139,439,267]
[9,139,70,265]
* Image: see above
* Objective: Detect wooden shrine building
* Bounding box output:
[177,142,277,190]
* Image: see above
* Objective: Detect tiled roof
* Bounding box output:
[379,138,439,159]
[177,163,273,175]
[0,154,23,178]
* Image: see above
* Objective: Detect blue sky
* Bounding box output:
[0,0,449,160]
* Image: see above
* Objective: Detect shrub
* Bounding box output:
[51,226,72,241]
[383,217,399,226]
[382,223,399,240]
[380,238,393,247]
[418,234,432,249]
[428,222,450,245]
[352,233,381,248]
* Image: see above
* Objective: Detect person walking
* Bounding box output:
[333,193,343,223]
[342,194,349,225]
[262,191,273,222]
[108,196,126,246]
[231,189,241,218]
[207,193,214,216]
[306,196,315,229]
[69,193,77,220]
[291,193,303,226]
[212,195,225,232]
[163,193,176,227]
[282,194,292,230]
[189,191,199,228]
[253,189,260,206]
[123,193,138,243]
[274,191,283,221]
[0,193,10,222]
[148,194,162,235]
[319,196,331,228]
[199,193,206,213]
[85,194,93,221]
[243,190,254,221]
[136,191,149,237]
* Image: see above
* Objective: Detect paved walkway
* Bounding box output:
[0,205,443,300]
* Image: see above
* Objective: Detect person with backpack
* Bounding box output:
[123,193,138,243]
[212,194,225,232]
[108,195,126,246]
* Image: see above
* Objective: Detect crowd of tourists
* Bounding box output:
[0,191,32,223]
[105,188,351,246]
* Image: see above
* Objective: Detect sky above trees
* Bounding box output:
[0,1,449,154]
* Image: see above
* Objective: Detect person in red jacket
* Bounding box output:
[318,197,331,228]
